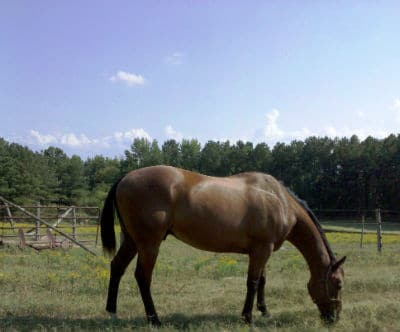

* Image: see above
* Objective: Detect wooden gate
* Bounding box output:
[0,196,99,255]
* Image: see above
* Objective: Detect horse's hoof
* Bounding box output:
[109,312,118,320]
[257,303,270,317]
[147,315,161,327]
[242,314,253,325]
[261,310,271,318]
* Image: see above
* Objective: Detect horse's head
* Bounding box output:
[308,256,346,324]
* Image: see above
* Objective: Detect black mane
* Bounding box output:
[286,188,336,263]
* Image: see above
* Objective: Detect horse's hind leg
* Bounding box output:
[135,242,162,326]
[106,237,137,315]
[256,270,270,317]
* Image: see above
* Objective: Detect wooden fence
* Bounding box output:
[0,197,99,255]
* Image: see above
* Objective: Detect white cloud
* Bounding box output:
[325,126,340,137]
[114,128,151,142]
[262,109,313,142]
[59,133,79,146]
[261,108,387,145]
[110,70,145,86]
[264,109,284,139]
[29,128,152,151]
[165,125,183,141]
[324,126,389,140]
[164,52,184,65]
[357,110,365,118]
[30,130,100,148]
[261,108,391,145]
[293,127,313,140]
[30,130,57,145]
[60,133,96,147]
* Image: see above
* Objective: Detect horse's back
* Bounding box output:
[115,166,295,252]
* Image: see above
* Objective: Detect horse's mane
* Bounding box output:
[286,188,336,263]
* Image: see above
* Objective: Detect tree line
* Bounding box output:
[0,134,399,210]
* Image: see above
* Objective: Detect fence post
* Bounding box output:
[5,203,15,231]
[18,228,26,250]
[375,208,382,254]
[360,214,365,248]
[72,207,77,240]
[36,202,41,241]
[95,208,100,247]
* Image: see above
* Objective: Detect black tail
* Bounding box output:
[100,178,122,257]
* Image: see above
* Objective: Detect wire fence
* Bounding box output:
[315,208,400,252]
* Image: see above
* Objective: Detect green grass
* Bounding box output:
[1,232,400,331]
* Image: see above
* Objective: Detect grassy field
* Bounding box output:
[1,231,400,331]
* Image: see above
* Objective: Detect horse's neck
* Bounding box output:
[287,213,331,280]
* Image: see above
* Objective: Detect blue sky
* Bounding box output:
[1,1,400,158]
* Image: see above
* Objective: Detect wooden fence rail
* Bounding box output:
[0,196,99,255]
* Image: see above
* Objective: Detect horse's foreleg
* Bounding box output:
[256,271,270,317]
[242,245,272,324]
[135,245,161,326]
[106,238,137,314]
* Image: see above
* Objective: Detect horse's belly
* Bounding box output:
[172,229,249,253]
[171,213,250,253]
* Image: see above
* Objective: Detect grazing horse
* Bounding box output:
[101,165,346,325]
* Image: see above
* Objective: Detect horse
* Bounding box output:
[100,165,346,326]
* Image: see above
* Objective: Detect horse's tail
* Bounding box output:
[100,178,123,257]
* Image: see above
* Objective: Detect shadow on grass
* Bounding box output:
[0,311,311,331]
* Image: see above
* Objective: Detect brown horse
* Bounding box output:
[101,165,345,325]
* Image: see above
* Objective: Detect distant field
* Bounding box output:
[1,231,400,331]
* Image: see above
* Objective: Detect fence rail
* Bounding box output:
[315,208,400,253]
[0,198,100,255]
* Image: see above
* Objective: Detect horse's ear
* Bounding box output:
[332,256,346,271]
